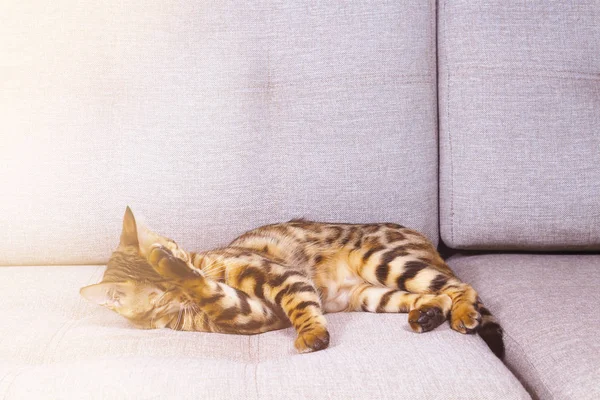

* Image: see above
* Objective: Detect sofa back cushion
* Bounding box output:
[0,1,439,265]
[438,0,600,250]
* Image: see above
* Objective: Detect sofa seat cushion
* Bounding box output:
[448,254,600,400]
[0,265,529,399]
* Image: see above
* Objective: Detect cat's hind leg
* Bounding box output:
[357,256,481,334]
[348,284,451,333]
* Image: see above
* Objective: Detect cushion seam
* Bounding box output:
[443,0,455,246]
[503,330,557,400]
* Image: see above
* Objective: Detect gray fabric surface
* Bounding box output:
[0,1,439,265]
[438,0,600,250]
[448,253,600,400]
[0,265,530,400]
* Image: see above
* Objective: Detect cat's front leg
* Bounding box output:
[147,243,200,280]
[232,263,330,353]
[148,245,330,353]
[148,245,286,334]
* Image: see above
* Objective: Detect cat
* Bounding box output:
[81,207,504,357]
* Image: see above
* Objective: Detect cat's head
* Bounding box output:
[80,207,185,329]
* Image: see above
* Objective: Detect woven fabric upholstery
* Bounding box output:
[438,0,600,250]
[0,1,439,265]
[0,265,530,400]
[449,254,600,400]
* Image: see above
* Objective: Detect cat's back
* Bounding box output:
[229,219,436,268]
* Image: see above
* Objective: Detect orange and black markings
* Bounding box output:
[82,209,504,358]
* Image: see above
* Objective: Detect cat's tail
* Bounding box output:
[475,299,505,359]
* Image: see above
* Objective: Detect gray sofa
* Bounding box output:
[1,1,598,399]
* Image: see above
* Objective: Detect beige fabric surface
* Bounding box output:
[0,265,530,399]
[448,254,600,400]
[0,1,439,266]
[438,0,600,250]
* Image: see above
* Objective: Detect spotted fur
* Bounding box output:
[81,208,504,357]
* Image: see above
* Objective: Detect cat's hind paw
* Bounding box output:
[408,306,446,333]
[450,303,481,334]
[294,328,330,354]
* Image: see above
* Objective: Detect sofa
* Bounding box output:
[1,1,598,399]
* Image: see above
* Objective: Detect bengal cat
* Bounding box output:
[81,207,504,358]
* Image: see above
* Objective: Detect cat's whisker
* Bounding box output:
[153,290,170,307]
[187,305,198,329]
[174,306,183,331]
[201,260,222,274]
[185,307,192,330]
[184,302,201,327]
[202,265,226,279]
[180,307,186,330]
[191,304,202,318]
[150,290,172,328]
[203,268,225,278]
[202,264,225,272]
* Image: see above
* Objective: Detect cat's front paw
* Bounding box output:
[148,244,197,280]
[294,328,330,354]
[450,302,481,334]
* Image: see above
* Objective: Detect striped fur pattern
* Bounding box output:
[81,208,504,357]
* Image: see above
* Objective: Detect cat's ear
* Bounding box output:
[80,281,135,309]
[119,206,177,257]
[120,206,139,247]
[119,206,158,254]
